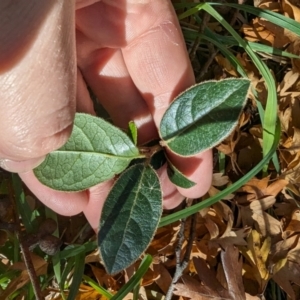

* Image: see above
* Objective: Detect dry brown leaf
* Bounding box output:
[141,266,160,287]
[242,19,276,46]
[286,236,300,264]
[221,245,246,300]
[54,284,104,300]
[282,0,300,21]
[234,133,262,175]
[236,53,260,82]
[194,237,219,264]
[250,196,276,212]
[193,257,229,299]
[208,203,249,248]
[270,235,298,264]
[1,254,47,299]
[173,282,224,300]
[215,55,238,77]
[283,209,300,238]
[211,227,251,249]
[273,260,300,300]
[208,185,234,200]
[152,263,172,295]
[90,265,118,292]
[274,190,297,217]
[147,225,179,255]
[278,71,300,96]
[212,173,230,186]
[242,0,296,49]
[240,230,270,292]
[190,246,250,299]
[239,177,270,198]
[252,212,282,236]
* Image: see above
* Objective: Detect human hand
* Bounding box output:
[0,0,212,231]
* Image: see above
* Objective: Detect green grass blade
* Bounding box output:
[83,275,113,299]
[110,255,152,300]
[60,257,75,294]
[175,0,300,36]
[66,251,85,300]
[213,3,300,36]
[248,42,300,59]
[12,174,34,233]
[159,119,280,227]
[133,283,141,300]
[183,28,299,59]
[58,241,96,260]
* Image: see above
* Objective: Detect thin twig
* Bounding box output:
[196,42,219,81]
[230,0,246,27]
[18,234,44,299]
[165,213,197,300]
[189,12,211,62]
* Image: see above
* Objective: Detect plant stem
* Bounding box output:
[165,213,196,300]
[18,234,44,300]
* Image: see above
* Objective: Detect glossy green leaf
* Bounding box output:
[167,159,196,188]
[34,113,141,191]
[159,78,250,156]
[128,121,138,145]
[98,164,162,275]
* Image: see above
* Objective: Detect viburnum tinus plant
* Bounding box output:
[34,78,250,274]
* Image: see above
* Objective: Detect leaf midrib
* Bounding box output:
[163,90,238,144]
[53,149,144,159]
[112,165,145,271]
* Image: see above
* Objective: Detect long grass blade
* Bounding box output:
[66,251,85,300]
[110,255,152,300]
[83,275,113,299]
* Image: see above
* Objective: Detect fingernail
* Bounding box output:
[0,156,45,173]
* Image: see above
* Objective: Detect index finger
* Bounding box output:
[121,1,213,198]
[121,1,194,126]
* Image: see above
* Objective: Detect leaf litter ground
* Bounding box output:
[2,0,300,299]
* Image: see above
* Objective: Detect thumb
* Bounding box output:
[0,1,76,172]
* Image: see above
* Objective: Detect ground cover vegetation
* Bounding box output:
[1,0,300,299]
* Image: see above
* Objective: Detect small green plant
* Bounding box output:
[34,78,250,274]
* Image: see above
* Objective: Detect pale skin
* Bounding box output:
[0,0,212,231]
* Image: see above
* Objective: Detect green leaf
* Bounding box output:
[98,164,162,275]
[159,78,250,156]
[128,121,138,145]
[34,113,141,191]
[167,159,196,188]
